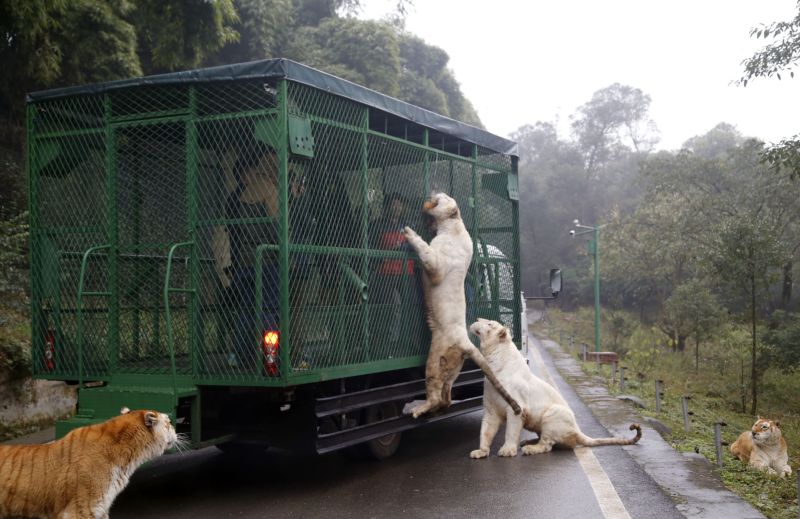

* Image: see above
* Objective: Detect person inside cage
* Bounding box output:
[212,143,310,369]
[370,193,423,346]
[220,145,280,370]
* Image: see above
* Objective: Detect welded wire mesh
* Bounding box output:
[29,71,521,386]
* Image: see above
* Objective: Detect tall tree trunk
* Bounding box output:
[750,270,758,416]
[741,355,746,414]
[695,336,699,373]
[781,261,793,309]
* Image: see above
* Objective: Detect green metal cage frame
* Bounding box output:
[27,59,521,392]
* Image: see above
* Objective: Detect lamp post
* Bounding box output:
[570,219,603,353]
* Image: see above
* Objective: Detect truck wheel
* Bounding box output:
[361,401,402,460]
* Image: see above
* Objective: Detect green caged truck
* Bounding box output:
[26,58,525,458]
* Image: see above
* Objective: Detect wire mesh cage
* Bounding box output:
[27,59,521,387]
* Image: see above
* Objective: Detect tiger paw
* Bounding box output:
[470,448,489,459]
[498,445,517,457]
[403,226,419,240]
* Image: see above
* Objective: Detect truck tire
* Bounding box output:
[360,401,402,460]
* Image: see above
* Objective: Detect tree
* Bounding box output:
[0,0,67,119]
[762,310,800,373]
[662,281,724,368]
[126,0,239,73]
[213,0,295,64]
[287,17,401,96]
[570,83,659,178]
[55,0,141,86]
[705,217,785,415]
[739,4,800,177]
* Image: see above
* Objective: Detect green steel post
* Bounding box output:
[470,145,479,323]
[186,87,199,377]
[360,106,370,360]
[593,227,601,353]
[510,156,521,343]
[77,244,111,388]
[105,94,119,373]
[164,241,194,405]
[277,80,290,377]
[423,129,429,194]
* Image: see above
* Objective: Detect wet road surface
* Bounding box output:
[110,333,684,519]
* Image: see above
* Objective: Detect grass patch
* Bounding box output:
[532,307,799,519]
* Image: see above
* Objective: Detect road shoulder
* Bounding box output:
[531,332,765,519]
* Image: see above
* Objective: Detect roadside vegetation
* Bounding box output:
[532,307,799,519]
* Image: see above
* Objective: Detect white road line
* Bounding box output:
[527,334,632,519]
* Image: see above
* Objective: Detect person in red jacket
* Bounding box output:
[371,193,420,345]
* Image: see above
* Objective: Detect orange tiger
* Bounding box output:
[0,408,182,519]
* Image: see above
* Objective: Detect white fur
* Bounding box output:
[403,193,519,418]
[468,319,639,458]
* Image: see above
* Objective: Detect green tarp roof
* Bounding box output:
[27,58,518,157]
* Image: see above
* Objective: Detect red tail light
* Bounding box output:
[262,330,280,376]
[44,329,56,371]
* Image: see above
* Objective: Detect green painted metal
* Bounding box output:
[106,95,120,374]
[277,79,291,379]
[164,241,196,406]
[511,156,522,341]
[76,244,111,388]
[27,62,523,392]
[288,115,315,157]
[593,228,601,353]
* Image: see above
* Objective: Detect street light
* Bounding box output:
[570,219,605,353]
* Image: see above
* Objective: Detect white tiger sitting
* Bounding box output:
[468,318,641,458]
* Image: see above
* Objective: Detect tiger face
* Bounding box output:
[422,192,461,222]
[751,417,782,446]
[121,407,181,452]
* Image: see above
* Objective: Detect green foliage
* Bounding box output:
[128,0,239,73]
[740,8,800,86]
[288,17,401,96]
[0,0,67,117]
[0,142,25,218]
[55,0,142,86]
[215,0,294,64]
[0,334,31,381]
[663,282,724,347]
[536,308,800,519]
[0,211,30,380]
[739,6,800,179]
[762,310,800,372]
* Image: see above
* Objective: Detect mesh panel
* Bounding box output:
[476,158,520,341]
[29,75,522,385]
[111,85,189,118]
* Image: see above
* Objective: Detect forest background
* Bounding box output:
[3,3,800,511]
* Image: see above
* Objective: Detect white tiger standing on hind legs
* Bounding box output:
[402,192,521,418]
[468,318,641,458]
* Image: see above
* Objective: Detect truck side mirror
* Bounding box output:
[549,268,562,297]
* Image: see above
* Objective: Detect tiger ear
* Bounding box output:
[498,328,507,340]
[120,407,130,415]
[144,411,158,428]
[448,207,460,219]
[775,420,781,428]
[758,415,764,420]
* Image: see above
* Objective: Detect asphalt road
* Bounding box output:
[110,334,684,519]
